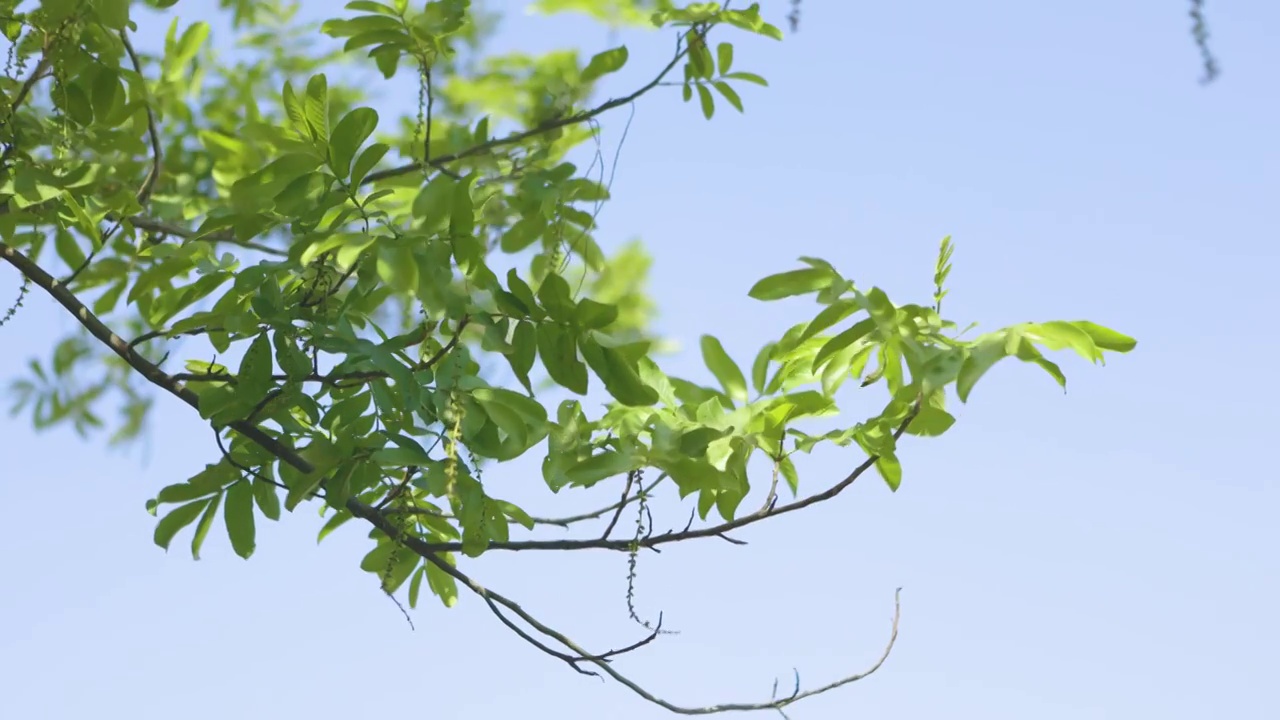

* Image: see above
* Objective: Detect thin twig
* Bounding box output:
[362,29,696,186]
[600,469,636,540]
[528,474,667,528]
[120,31,163,205]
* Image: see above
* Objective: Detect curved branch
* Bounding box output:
[352,501,902,716]
[120,30,163,206]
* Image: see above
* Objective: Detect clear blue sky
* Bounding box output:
[3,1,1278,718]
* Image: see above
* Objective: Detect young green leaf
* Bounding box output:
[712,81,743,112]
[723,71,768,86]
[700,335,747,403]
[536,323,588,394]
[1020,321,1102,363]
[236,333,275,401]
[281,81,309,139]
[875,452,902,491]
[153,499,210,551]
[956,336,1008,402]
[813,318,876,370]
[801,299,859,342]
[716,42,734,74]
[580,339,658,406]
[272,331,312,381]
[328,107,379,178]
[304,74,330,144]
[1070,321,1137,353]
[224,481,256,559]
[408,565,426,608]
[351,143,390,186]
[425,559,459,607]
[190,490,223,560]
[750,341,775,395]
[696,83,715,119]
[581,46,629,82]
[748,267,837,301]
[565,451,635,487]
[252,477,281,521]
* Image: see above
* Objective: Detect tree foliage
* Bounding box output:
[0,0,1136,714]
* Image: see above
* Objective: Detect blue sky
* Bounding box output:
[2,1,1278,718]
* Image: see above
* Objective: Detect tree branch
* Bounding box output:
[350,500,902,716]
[120,30,163,206]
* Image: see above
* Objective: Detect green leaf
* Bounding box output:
[506,321,536,393]
[679,426,731,456]
[699,335,747,403]
[723,71,768,86]
[236,333,275,401]
[1010,336,1067,391]
[94,0,130,28]
[317,510,352,543]
[580,338,658,406]
[408,565,426,608]
[54,228,86,270]
[252,477,281,521]
[425,558,459,607]
[285,466,328,512]
[581,45,629,82]
[153,498,210,551]
[1020,321,1102,363]
[224,481,256,559]
[565,451,635,487]
[61,194,101,247]
[450,174,477,241]
[695,83,714,119]
[273,331,312,381]
[281,81,309,139]
[471,386,549,456]
[750,342,774,395]
[716,42,734,74]
[1070,321,1137,353]
[956,335,1008,402]
[712,81,743,112]
[328,107,379,178]
[907,400,956,437]
[576,298,618,329]
[813,317,876,370]
[801,299,859,342]
[537,273,576,322]
[185,360,228,377]
[190,490,223,560]
[351,143,390,186]
[536,323,588,394]
[377,244,419,294]
[304,74,330,144]
[748,267,836,301]
[779,455,799,495]
[345,1,400,16]
[875,452,902,491]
